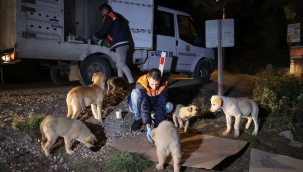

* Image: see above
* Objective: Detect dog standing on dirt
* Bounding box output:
[172,104,199,132]
[66,72,106,122]
[210,95,259,137]
[40,115,97,157]
[106,76,128,95]
[151,121,181,172]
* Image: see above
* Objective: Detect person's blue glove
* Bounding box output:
[147,128,153,143]
[92,35,97,41]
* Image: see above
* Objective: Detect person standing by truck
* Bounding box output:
[94,4,135,89]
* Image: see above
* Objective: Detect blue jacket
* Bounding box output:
[136,74,169,125]
[95,11,129,51]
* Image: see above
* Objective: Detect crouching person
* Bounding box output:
[128,68,173,142]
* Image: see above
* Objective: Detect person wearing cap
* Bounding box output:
[128,68,173,142]
[94,4,135,89]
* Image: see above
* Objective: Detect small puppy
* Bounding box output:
[106,76,128,95]
[172,104,199,132]
[151,121,181,172]
[66,72,106,122]
[210,95,259,137]
[40,115,97,157]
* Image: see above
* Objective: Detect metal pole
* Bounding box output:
[222,7,225,69]
[218,19,223,96]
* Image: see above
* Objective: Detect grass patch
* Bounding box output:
[121,122,131,130]
[0,132,7,141]
[104,148,151,172]
[68,157,98,172]
[191,118,208,130]
[0,162,9,172]
[12,114,45,133]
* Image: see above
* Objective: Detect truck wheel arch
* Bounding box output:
[79,54,113,86]
[192,57,213,85]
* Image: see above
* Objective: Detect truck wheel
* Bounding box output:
[79,55,111,85]
[194,60,211,85]
[50,65,77,86]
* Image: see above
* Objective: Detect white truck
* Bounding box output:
[0,0,215,86]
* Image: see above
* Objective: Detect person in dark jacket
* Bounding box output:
[128,68,173,142]
[94,4,135,87]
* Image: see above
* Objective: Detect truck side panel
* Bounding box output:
[110,0,153,50]
[21,0,63,41]
[0,0,16,51]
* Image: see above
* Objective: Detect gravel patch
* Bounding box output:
[0,74,257,171]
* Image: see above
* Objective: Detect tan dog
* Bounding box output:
[106,76,128,95]
[172,104,199,132]
[151,121,181,172]
[40,115,97,157]
[210,95,259,137]
[66,72,106,122]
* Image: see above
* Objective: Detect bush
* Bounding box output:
[253,65,303,138]
[254,64,303,109]
[104,148,151,172]
[12,114,45,133]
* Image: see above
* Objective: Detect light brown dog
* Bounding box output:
[210,95,259,137]
[151,121,181,172]
[40,115,97,157]
[172,104,199,132]
[66,72,106,122]
[106,76,128,95]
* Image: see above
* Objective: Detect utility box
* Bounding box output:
[290,46,303,76]
[288,23,302,76]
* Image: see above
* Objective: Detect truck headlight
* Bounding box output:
[1,53,15,61]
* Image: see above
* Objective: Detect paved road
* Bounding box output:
[0,69,252,98]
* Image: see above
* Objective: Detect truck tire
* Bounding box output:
[50,65,77,86]
[79,55,112,86]
[194,60,211,85]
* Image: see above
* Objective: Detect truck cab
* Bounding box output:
[141,6,215,84]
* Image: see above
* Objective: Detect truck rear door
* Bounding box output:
[21,0,64,41]
[110,0,154,49]
[141,8,176,72]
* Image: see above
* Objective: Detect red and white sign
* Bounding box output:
[159,52,166,76]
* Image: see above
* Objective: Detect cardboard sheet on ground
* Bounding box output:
[249,148,303,172]
[110,133,247,169]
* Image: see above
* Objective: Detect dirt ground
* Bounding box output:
[0,71,302,172]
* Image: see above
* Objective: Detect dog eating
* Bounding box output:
[151,121,182,172]
[40,115,97,157]
[106,76,128,95]
[172,104,199,132]
[210,95,259,137]
[66,72,106,122]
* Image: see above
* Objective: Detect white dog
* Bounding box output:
[210,95,259,137]
[66,72,106,122]
[151,121,182,172]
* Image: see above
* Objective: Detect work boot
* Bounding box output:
[130,118,143,133]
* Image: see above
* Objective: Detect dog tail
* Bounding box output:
[252,101,259,117]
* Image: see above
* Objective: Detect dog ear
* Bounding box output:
[91,73,96,82]
[92,134,97,142]
[187,107,192,112]
[87,134,97,144]
[215,97,223,106]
